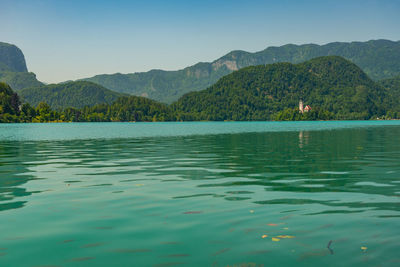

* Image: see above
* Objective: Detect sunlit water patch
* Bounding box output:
[0,121,400,266]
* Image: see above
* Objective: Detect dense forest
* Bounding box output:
[173,56,391,120]
[0,82,173,123]
[84,39,400,103]
[1,56,399,123]
[2,40,400,105]
[19,81,125,109]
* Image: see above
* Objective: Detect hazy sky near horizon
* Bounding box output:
[1,0,399,83]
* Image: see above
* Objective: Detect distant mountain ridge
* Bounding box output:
[0,42,43,90]
[0,42,28,72]
[83,39,400,103]
[2,56,400,122]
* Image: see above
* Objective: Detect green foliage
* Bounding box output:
[1,81,173,123]
[0,71,43,91]
[19,81,124,110]
[173,56,387,121]
[379,75,400,118]
[0,82,21,122]
[68,96,174,122]
[273,108,335,121]
[84,40,400,103]
[1,56,399,123]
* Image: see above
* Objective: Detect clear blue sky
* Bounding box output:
[1,0,399,83]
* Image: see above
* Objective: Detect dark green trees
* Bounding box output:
[173,56,387,121]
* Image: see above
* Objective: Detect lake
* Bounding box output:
[0,121,399,266]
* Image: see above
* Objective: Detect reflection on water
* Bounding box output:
[0,123,400,266]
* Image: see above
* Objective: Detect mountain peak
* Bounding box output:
[0,42,28,72]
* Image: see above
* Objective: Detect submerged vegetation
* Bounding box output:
[1,56,400,123]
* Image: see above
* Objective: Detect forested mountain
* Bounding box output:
[2,56,399,123]
[0,42,43,90]
[173,56,389,120]
[19,81,125,110]
[0,82,20,117]
[0,42,27,72]
[379,75,400,116]
[0,71,43,90]
[0,81,172,123]
[83,39,400,103]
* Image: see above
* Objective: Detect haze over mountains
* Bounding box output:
[83,39,400,103]
[0,39,399,113]
[1,55,400,122]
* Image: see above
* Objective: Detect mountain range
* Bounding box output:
[83,39,400,103]
[0,39,400,111]
[2,56,399,122]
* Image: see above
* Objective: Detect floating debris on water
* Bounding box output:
[361,246,367,252]
[271,238,280,242]
[183,211,203,214]
[261,234,268,239]
[81,242,104,248]
[213,248,231,256]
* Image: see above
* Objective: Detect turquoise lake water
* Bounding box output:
[0,121,399,266]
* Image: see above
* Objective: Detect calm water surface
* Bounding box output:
[0,121,399,267]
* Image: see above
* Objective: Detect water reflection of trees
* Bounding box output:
[1,126,399,213]
[159,127,400,211]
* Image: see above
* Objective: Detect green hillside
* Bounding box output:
[0,71,43,90]
[173,56,387,121]
[0,82,20,114]
[2,56,399,123]
[0,82,171,122]
[379,75,400,117]
[19,81,125,110]
[83,39,400,103]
